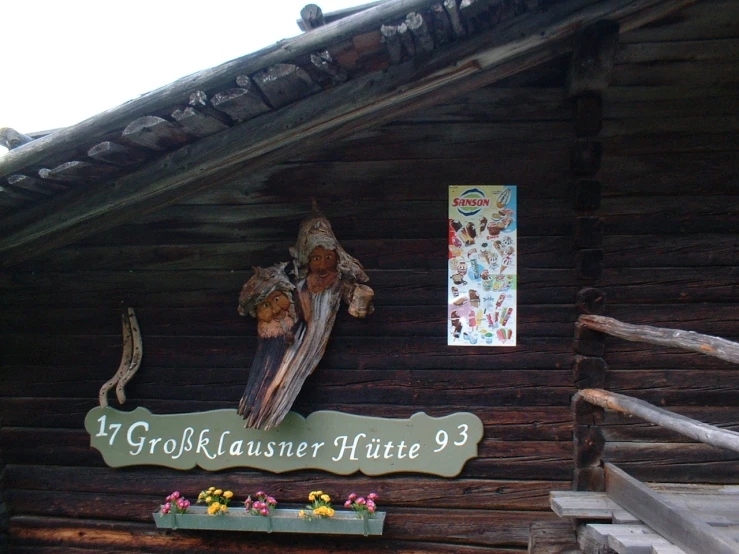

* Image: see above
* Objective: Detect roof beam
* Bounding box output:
[0,0,696,266]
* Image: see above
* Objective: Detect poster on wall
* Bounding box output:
[448,186,517,346]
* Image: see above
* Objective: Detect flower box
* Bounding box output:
[153,506,385,535]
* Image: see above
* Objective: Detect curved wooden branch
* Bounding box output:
[116,308,143,404]
[578,314,739,365]
[98,309,133,407]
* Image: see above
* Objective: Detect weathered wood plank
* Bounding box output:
[0,303,578,338]
[604,463,739,554]
[604,443,739,483]
[0,362,574,401]
[8,514,542,551]
[4,465,566,510]
[1,267,735,308]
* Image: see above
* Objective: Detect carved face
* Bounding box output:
[306,246,339,293]
[256,290,291,323]
[309,246,338,276]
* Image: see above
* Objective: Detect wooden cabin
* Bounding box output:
[0,0,737,552]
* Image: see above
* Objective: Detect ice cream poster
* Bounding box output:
[448,186,517,346]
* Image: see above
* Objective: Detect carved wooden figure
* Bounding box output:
[238,202,374,430]
[237,263,304,425]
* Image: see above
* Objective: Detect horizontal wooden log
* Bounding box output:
[0,362,574,402]
[603,441,739,483]
[4,465,566,511]
[579,314,739,364]
[11,237,578,272]
[2,267,736,310]
[579,389,739,453]
[0,398,573,440]
[607,369,739,405]
[0,431,574,480]
[0,302,579,338]
[8,513,555,550]
[167,150,739,204]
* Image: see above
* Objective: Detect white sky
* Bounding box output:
[0,0,367,156]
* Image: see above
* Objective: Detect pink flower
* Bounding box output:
[170,491,180,500]
[260,508,269,516]
[368,505,375,513]
[348,493,357,501]
[267,496,277,505]
[344,500,352,508]
[368,493,378,501]
[367,500,375,510]
[356,497,366,505]
[256,491,266,497]
[161,503,171,514]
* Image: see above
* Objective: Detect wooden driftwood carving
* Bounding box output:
[98,307,143,407]
[238,202,374,430]
[237,263,304,423]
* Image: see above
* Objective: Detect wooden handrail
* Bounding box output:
[578,388,739,454]
[578,314,739,365]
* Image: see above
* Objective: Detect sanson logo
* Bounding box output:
[452,188,490,216]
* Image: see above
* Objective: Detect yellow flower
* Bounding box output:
[208,487,215,492]
[223,491,233,499]
[315,491,323,496]
[327,508,335,517]
[299,510,305,518]
[214,489,223,496]
[197,492,205,501]
[207,504,218,515]
[320,494,330,502]
[313,507,322,515]
[220,504,228,513]
[205,496,212,504]
[308,493,315,502]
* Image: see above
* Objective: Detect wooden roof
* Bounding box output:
[0,0,694,267]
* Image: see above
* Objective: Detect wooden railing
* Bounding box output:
[569,316,739,553]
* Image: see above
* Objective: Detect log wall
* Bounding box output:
[0,2,737,552]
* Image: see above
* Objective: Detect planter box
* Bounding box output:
[153,507,385,535]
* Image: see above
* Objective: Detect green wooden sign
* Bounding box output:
[85,407,483,477]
